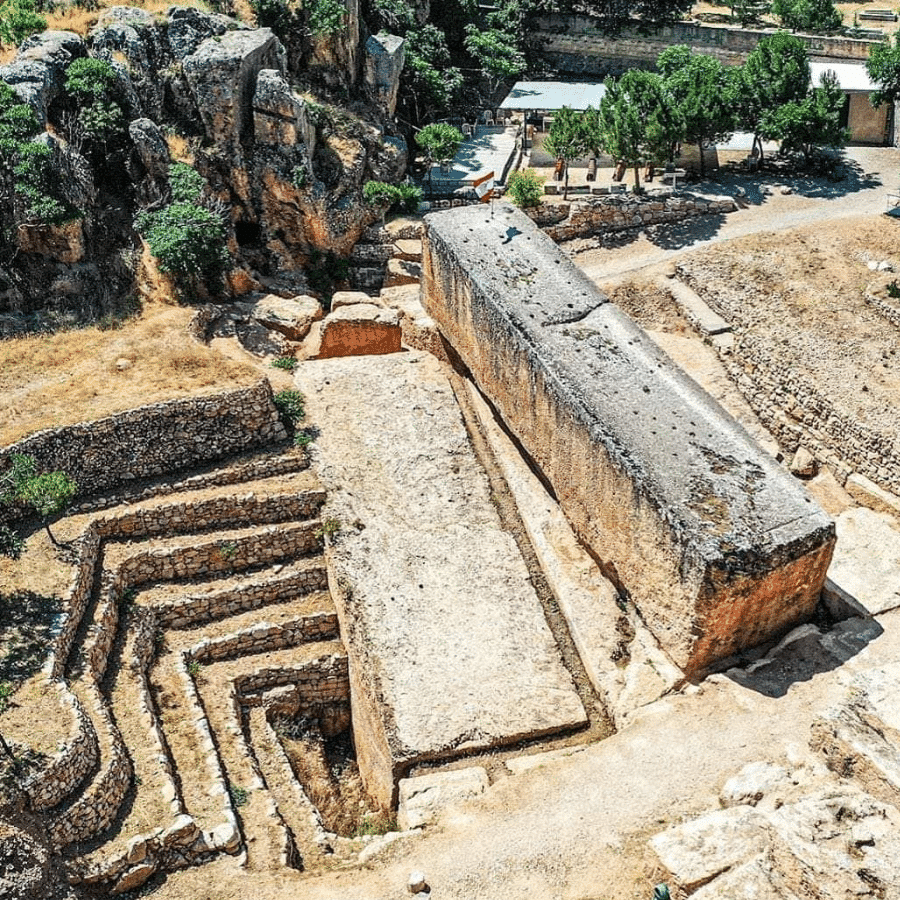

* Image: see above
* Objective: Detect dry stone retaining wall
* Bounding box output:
[25,685,97,811]
[527,194,736,242]
[0,379,286,513]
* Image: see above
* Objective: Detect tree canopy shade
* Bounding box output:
[464,25,526,93]
[771,0,842,33]
[738,31,811,159]
[543,106,594,198]
[658,46,737,175]
[866,35,900,109]
[597,70,681,190]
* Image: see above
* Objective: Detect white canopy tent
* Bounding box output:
[498,81,607,113]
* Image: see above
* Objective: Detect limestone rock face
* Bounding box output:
[0,30,86,124]
[364,33,405,117]
[16,220,85,264]
[720,762,792,808]
[316,303,401,358]
[90,7,169,120]
[252,69,315,152]
[129,117,170,179]
[306,0,360,87]
[250,293,322,340]
[397,767,489,831]
[182,28,286,153]
[166,6,239,59]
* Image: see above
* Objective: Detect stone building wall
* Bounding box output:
[532,14,881,75]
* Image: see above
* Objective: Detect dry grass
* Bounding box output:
[43,0,215,35]
[165,131,196,165]
[0,302,258,446]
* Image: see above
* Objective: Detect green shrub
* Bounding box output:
[168,162,205,203]
[363,180,397,205]
[135,201,230,294]
[0,0,46,48]
[293,428,315,448]
[273,389,305,427]
[0,526,24,560]
[363,180,422,213]
[64,57,120,104]
[290,163,309,189]
[228,784,249,807]
[394,183,422,212]
[307,0,346,34]
[507,168,545,208]
[270,355,298,371]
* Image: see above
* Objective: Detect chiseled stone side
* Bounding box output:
[421,204,835,675]
[298,352,587,808]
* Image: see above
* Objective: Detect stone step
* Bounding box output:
[383,257,422,288]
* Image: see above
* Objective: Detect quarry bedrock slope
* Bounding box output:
[421,203,836,675]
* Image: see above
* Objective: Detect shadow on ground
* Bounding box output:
[724,614,884,699]
[645,212,728,250]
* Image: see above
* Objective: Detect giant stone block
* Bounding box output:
[421,203,835,675]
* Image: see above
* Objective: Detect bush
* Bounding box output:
[136,201,230,293]
[65,58,120,105]
[168,162,205,203]
[363,180,422,213]
[273,389,305,427]
[270,356,298,371]
[0,0,45,48]
[506,168,545,208]
[307,0,346,34]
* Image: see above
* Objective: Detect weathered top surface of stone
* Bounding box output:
[366,31,404,55]
[298,352,587,768]
[423,203,833,570]
[166,6,243,59]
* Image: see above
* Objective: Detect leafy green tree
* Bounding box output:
[507,168,545,207]
[866,35,900,109]
[15,471,77,547]
[416,122,463,196]
[135,202,230,299]
[763,69,848,161]
[570,0,692,32]
[659,46,737,176]
[401,24,463,124]
[168,162,205,203]
[771,0,841,33]
[543,106,593,199]
[0,0,45,49]
[464,25,526,95]
[737,31,810,160]
[1,454,77,550]
[307,0,346,35]
[366,0,417,33]
[597,71,681,190]
[64,57,127,154]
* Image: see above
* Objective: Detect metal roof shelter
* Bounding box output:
[498,80,607,112]
[810,62,876,92]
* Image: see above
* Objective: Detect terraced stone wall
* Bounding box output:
[720,334,900,496]
[0,380,287,515]
[527,194,736,242]
[422,203,836,674]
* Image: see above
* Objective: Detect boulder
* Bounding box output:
[407,871,428,894]
[250,293,322,340]
[379,284,445,359]
[845,472,900,518]
[789,446,817,478]
[384,257,422,288]
[209,821,241,853]
[0,31,86,124]
[649,806,770,892]
[398,767,489,831]
[166,6,241,60]
[315,303,401,358]
[367,135,408,183]
[160,814,199,847]
[364,32,405,117]
[125,834,148,864]
[112,861,155,894]
[182,29,286,152]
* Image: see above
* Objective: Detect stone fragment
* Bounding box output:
[394,240,423,262]
[209,821,241,853]
[845,473,900,518]
[384,257,422,288]
[407,870,428,894]
[330,290,378,310]
[789,446,817,478]
[650,806,770,891]
[379,285,446,359]
[315,303,401,358]
[125,835,148,864]
[250,293,322,340]
[827,508,900,614]
[160,814,198,847]
[398,767,489,831]
[112,861,155,894]
[720,762,791,808]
